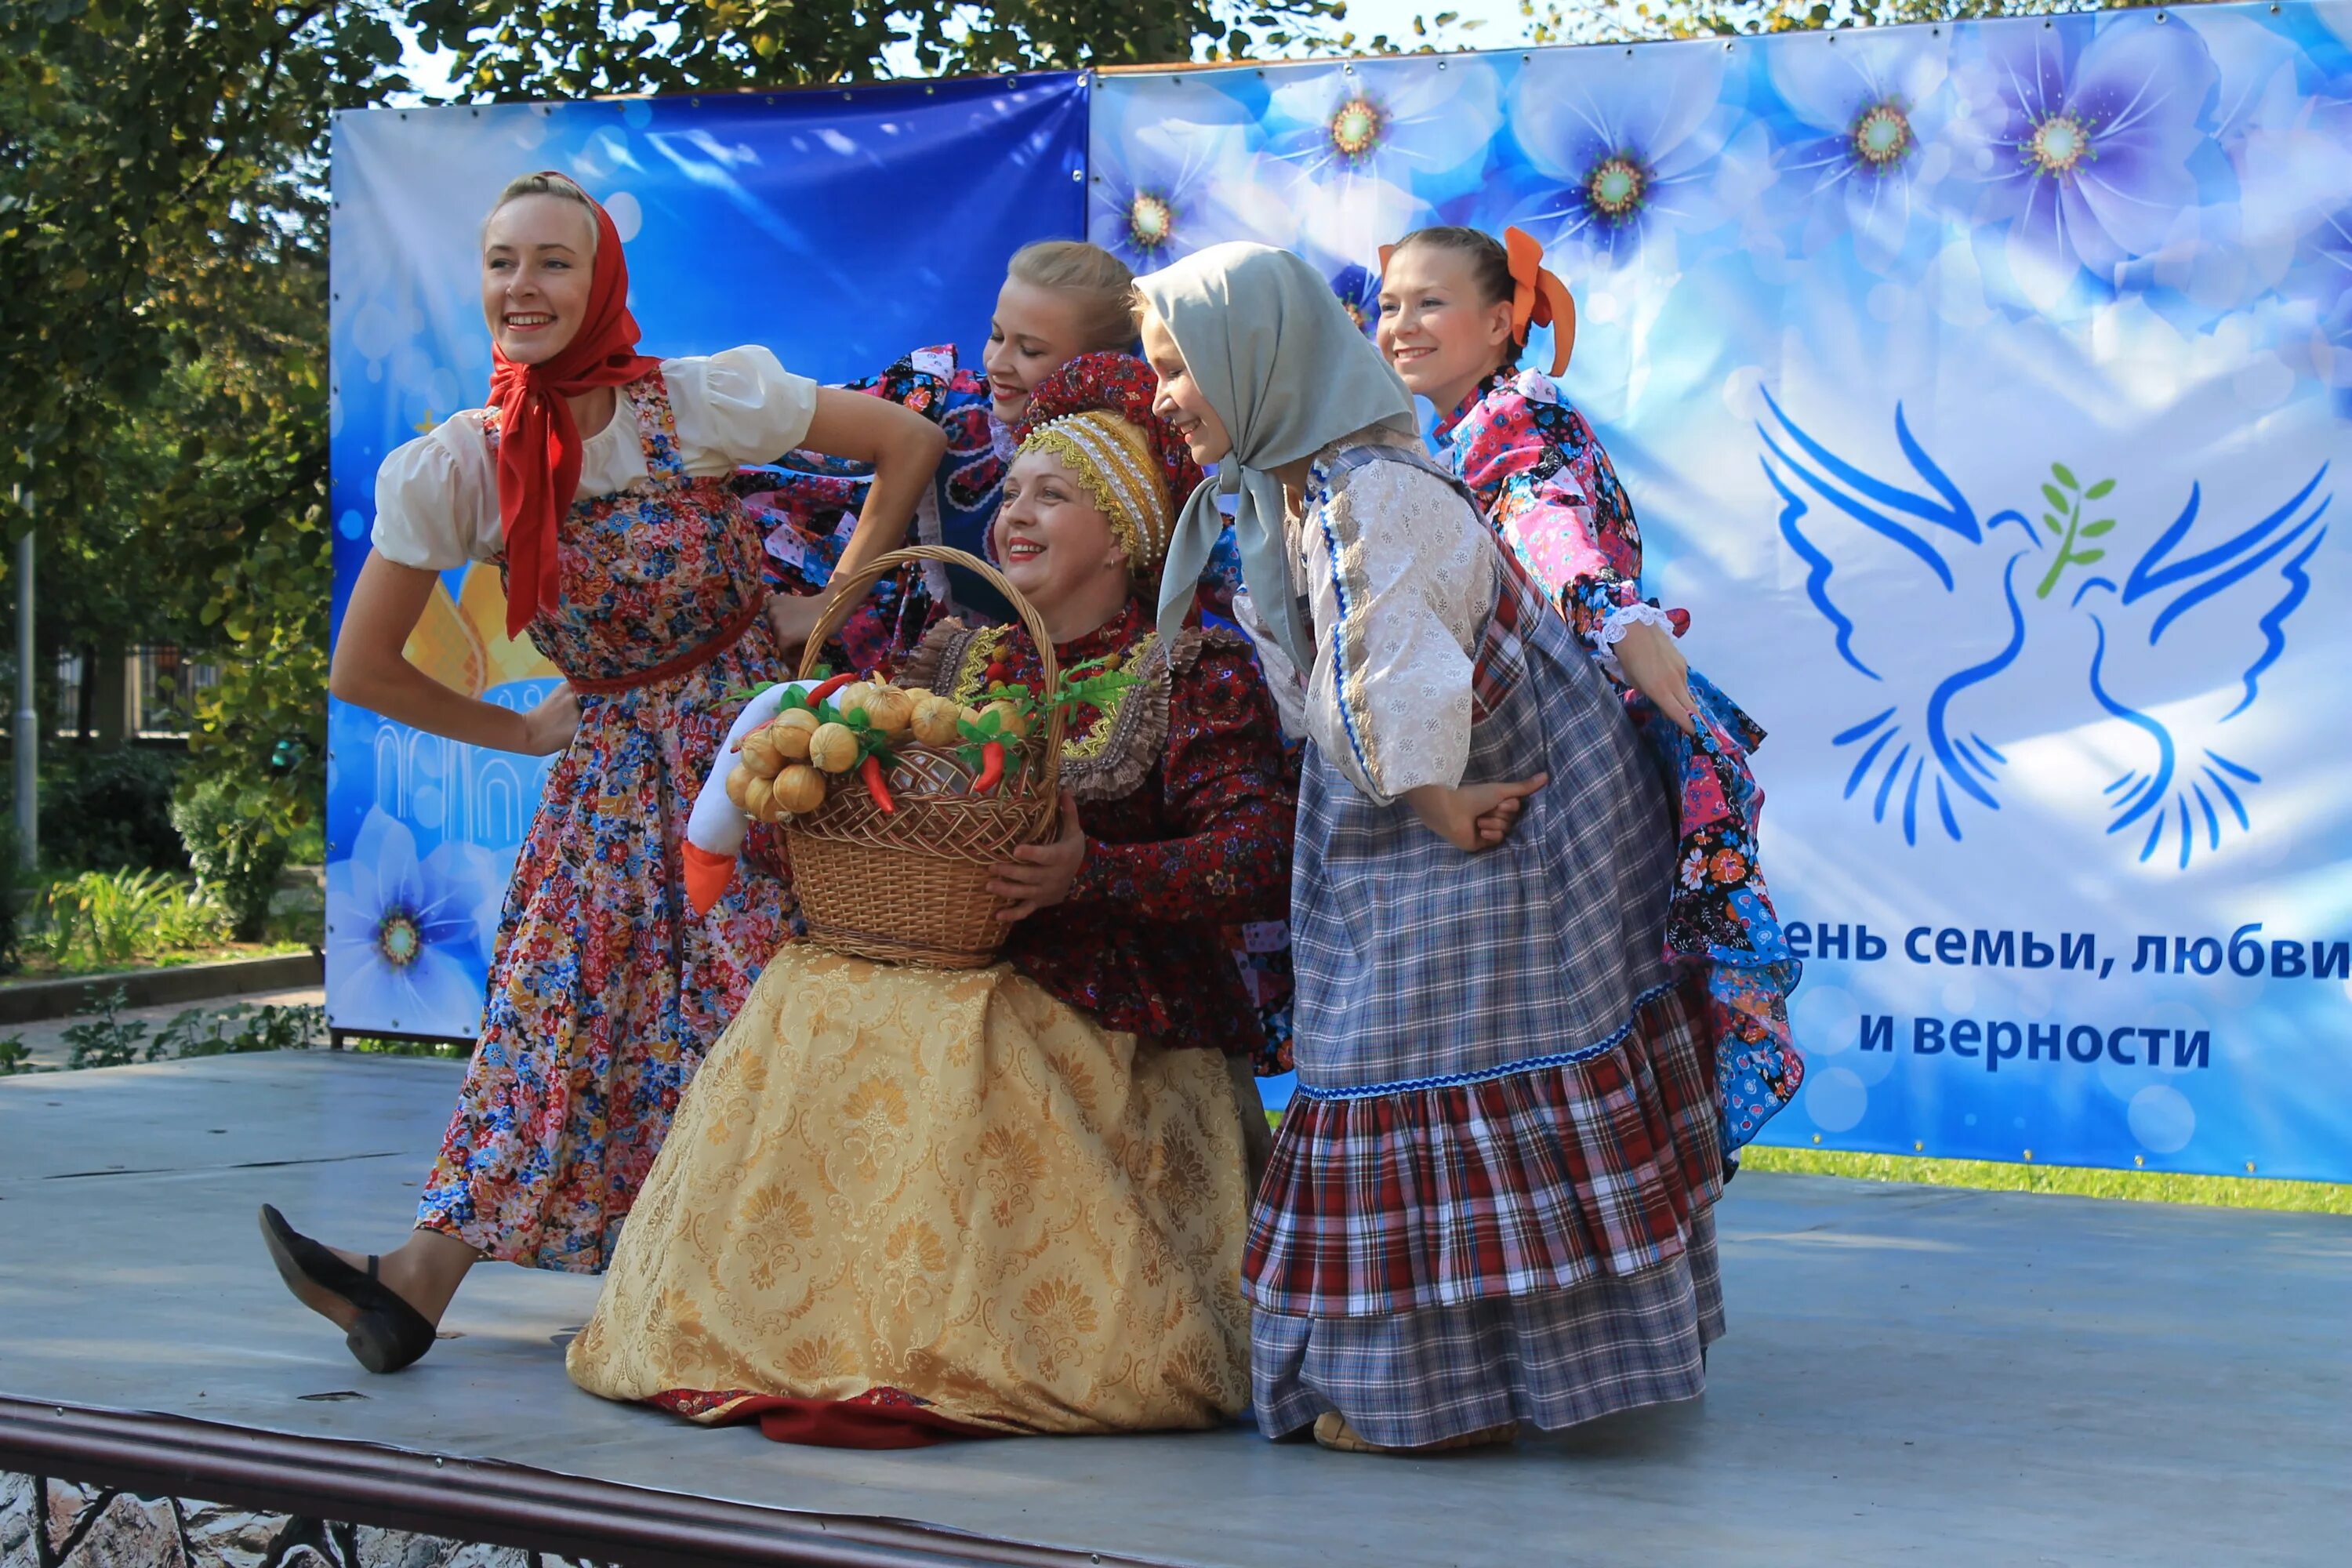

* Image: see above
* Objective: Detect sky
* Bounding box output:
[394,1,1554,99]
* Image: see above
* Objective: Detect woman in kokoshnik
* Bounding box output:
[750,251,1303,1079]
[1136,242,1726,1455]
[259,172,946,1375]
[566,354,1294,1447]
[1377,223,1802,1162]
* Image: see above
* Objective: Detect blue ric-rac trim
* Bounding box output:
[1291,982,1679,1102]
[1309,463,1378,786]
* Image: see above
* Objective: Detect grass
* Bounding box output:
[1737,1145,2352,1217]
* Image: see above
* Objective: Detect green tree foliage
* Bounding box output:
[0,2,412,851]
[404,1,1351,96]
[1516,0,2162,46]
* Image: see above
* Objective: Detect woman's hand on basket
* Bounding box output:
[988,790,1087,921]
[764,591,826,658]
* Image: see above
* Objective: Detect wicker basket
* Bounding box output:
[781,546,1064,967]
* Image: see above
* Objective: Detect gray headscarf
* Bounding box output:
[1136,242,1417,669]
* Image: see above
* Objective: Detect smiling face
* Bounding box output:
[993,448,1134,619]
[480,192,598,365]
[1376,241,1515,416]
[1141,307,1232,468]
[981,278,1094,425]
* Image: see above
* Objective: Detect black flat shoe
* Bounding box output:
[259,1204,438,1374]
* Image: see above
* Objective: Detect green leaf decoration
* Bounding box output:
[2052,463,2080,491]
[2079,520,2115,537]
[2042,483,2071,512]
[2084,478,2115,500]
[845,706,869,727]
[2043,514,2066,534]
[2071,548,2106,564]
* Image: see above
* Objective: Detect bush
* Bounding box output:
[35,869,227,970]
[60,986,324,1069]
[171,774,290,942]
[36,746,188,875]
[0,817,23,976]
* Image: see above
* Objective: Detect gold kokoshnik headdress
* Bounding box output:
[1019,408,1177,579]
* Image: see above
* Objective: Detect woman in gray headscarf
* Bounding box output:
[1138,243,1726,1455]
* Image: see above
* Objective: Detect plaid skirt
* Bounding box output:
[1250,555,1722,1320]
[1252,1207,1724,1447]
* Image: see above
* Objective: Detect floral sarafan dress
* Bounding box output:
[1438,368,1803,1155]
[371,354,807,1272]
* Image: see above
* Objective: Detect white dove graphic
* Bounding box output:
[1760,390,2329,866]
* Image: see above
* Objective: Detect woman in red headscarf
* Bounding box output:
[1377,224,1803,1176]
[260,172,946,1375]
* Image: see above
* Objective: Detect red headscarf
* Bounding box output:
[1015,352,1206,512]
[487,176,662,637]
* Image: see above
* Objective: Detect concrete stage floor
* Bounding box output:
[2,1052,2345,1566]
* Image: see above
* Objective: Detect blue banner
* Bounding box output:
[1094,4,2352,1181]
[325,74,1089,1038]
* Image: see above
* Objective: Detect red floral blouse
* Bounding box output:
[899,597,1294,1054]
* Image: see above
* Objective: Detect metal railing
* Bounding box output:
[45,646,220,741]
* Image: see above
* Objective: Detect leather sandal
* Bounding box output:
[259,1205,438,1374]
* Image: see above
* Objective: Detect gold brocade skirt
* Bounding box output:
[566,946,1253,1437]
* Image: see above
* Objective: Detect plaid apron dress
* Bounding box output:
[1246,441,1726,1447]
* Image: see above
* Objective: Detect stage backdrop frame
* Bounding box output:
[329,5,2352,1182]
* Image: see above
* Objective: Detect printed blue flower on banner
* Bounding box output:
[2307,208,2352,410]
[1329,263,1382,338]
[1764,30,1957,274]
[327,808,499,1035]
[1264,58,1502,207]
[1504,45,1737,276]
[1951,13,2216,310]
[1087,80,1298,274]
[2190,10,2352,399]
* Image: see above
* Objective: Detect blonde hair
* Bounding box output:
[1006,241,1135,353]
[483,172,599,256]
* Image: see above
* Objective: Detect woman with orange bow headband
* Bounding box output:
[261,172,946,1377]
[1378,225,1805,1178]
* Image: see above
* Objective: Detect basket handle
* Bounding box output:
[791,545,1065,836]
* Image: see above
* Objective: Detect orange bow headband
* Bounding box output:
[1379,224,1577,378]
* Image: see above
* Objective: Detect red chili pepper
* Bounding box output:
[971,740,1005,797]
[808,672,856,705]
[861,753,895,814]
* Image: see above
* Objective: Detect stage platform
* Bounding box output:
[2,1052,2344,1566]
